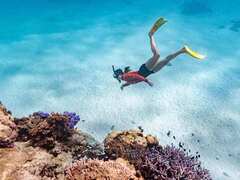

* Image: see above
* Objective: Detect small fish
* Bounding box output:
[223,172,229,177]
[138,126,144,132]
[131,121,136,124]
[179,142,183,148]
[167,131,171,137]
[111,125,115,131]
[173,136,176,140]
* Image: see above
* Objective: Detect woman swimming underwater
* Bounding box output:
[112,17,205,90]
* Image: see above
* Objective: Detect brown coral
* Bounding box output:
[0,102,17,147]
[15,113,103,159]
[15,113,73,148]
[15,112,103,159]
[65,158,142,180]
[104,129,158,164]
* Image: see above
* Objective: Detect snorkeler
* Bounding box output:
[112,17,205,90]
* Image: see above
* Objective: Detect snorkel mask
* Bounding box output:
[112,65,123,83]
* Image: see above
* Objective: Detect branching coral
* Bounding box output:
[137,145,212,180]
[63,112,80,129]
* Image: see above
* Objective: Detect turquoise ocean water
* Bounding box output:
[0,0,240,179]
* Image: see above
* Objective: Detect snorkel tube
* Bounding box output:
[112,65,122,83]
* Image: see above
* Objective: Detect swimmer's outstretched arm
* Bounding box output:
[121,79,153,90]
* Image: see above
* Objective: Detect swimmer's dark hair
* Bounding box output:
[112,65,123,83]
[124,66,131,73]
[112,65,132,83]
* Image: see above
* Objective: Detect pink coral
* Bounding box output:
[0,142,72,180]
[65,158,142,180]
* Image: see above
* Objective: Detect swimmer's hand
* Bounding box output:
[145,79,153,87]
[121,82,131,90]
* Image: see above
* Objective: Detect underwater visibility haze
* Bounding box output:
[0,0,240,179]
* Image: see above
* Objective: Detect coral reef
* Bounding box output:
[104,129,158,164]
[104,129,211,179]
[0,102,17,147]
[14,111,78,143]
[137,145,212,180]
[15,112,103,159]
[65,158,142,180]
[0,102,211,180]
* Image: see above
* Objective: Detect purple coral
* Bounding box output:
[35,111,50,118]
[63,112,80,129]
[138,145,212,180]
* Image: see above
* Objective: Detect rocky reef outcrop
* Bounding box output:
[0,102,212,180]
[0,102,17,148]
[104,129,158,164]
[14,112,103,159]
[0,142,72,180]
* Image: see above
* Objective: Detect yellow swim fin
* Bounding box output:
[184,45,205,60]
[150,17,167,34]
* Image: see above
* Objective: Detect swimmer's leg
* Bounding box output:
[152,48,185,72]
[144,18,167,71]
[144,33,160,71]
